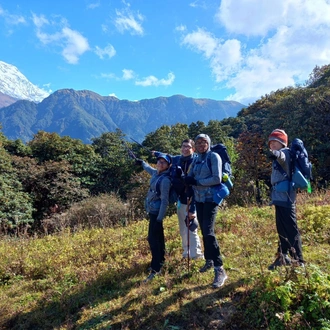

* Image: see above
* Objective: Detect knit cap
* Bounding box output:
[268,129,288,147]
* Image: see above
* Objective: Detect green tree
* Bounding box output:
[91,130,136,197]
[12,156,89,222]
[0,148,33,231]
[188,121,206,139]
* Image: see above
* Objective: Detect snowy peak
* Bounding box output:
[0,61,50,103]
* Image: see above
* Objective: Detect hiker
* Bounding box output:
[267,129,305,270]
[153,139,203,260]
[135,153,172,282]
[184,134,228,288]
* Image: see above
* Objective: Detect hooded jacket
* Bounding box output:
[188,134,222,203]
[142,161,171,221]
[270,147,296,207]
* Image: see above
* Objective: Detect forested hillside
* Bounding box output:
[0,64,329,233]
[0,64,330,330]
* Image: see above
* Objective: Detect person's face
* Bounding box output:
[269,140,284,151]
[156,157,170,173]
[195,138,209,153]
[181,142,194,157]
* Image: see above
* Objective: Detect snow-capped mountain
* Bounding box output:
[0,61,50,103]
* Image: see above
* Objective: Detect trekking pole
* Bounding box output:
[122,140,138,160]
[130,137,153,153]
[186,196,191,274]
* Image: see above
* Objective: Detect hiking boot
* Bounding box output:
[212,266,228,288]
[268,254,291,270]
[199,260,214,273]
[143,271,158,283]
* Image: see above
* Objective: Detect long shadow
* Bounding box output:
[2,262,149,330]
[76,272,247,330]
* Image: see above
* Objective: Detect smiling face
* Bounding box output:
[269,140,284,151]
[195,138,209,154]
[181,142,194,157]
[156,157,170,173]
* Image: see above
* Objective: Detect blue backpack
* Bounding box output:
[276,138,312,190]
[207,143,233,189]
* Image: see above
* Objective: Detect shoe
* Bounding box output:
[212,266,228,288]
[143,271,158,283]
[268,254,291,270]
[199,260,214,273]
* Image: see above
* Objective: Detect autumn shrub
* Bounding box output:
[41,193,128,233]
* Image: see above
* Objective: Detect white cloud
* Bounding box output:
[189,1,207,9]
[0,5,26,26]
[181,0,330,103]
[114,8,144,35]
[182,28,242,82]
[95,44,116,59]
[175,24,186,32]
[108,93,118,98]
[61,27,90,64]
[122,69,135,80]
[135,72,175,87]
[32,13,90,64]
[87,2,100,9]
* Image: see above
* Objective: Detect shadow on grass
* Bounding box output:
[76,272,247,330]
[2,262,149,330]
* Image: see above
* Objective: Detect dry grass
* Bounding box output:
[0,190,329,329]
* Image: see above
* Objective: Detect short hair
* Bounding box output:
[181,138,195,149]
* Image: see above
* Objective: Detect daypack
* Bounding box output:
[155,165,184,204]
[207,143,233,189]
[276,138,312,190]
[210,143,232,176]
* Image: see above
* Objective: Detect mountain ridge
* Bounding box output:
[0,88,245,143]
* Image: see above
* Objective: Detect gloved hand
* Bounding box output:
[135,159,143,166]
[184,176,197,186]
[156,217,163,223]
[175,166,183,177]
[268,150,280,160]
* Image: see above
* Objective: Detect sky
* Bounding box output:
[1,0,330,105]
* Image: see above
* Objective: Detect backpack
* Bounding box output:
[276,138,312,190]
[210,144,232,176]
[155,165,184,204]
[207,143,233,189]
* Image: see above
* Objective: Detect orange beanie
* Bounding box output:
[268,129,288,147]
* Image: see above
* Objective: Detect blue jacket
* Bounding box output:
[271,148,296,207]
[154,151,196,213]
[142,161,171,221]
[187,135,222,203]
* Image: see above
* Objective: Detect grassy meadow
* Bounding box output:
[0,191,330,329]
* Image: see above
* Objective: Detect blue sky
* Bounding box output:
[1,0,330,105]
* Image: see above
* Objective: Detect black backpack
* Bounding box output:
[155,165,184,204]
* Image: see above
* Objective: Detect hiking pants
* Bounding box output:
[148,213,165,273]
[275,205,304,263]
[195,201,223,267]
[177,203,203,259]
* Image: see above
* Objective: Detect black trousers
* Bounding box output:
[275,205,304,263]
[196,201,223,267]
[147,213,165,272]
